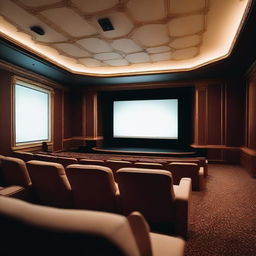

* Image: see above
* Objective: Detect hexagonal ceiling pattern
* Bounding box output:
[0,0,251,76]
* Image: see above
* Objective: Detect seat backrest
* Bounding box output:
[34,154,58,163]
[57,156,78,168]
[1,157,31,187]
[12,151,34,162]
[0,196,142,256]
[168,158,208,176]
[26,160,72,208]
[79,158,105,166]
[116,168,175,223]
[0,155,5,186]
[105,160,132,176]
[167,162,200,190]
[133,162,164,170]
[66,164,118,212]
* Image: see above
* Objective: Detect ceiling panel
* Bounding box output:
[111,39,142,54]
[0,0,251,76]
[132,24,169,47]
[71,0,118,14]
[172,47,198,60]
[76,38,113,53]
[126,52,150,63]
[168,14,205,37]
[150,52,172,62]
[19,0,62,7]
[0,1,67,42]
[127,0,166,22]
[54,43,90,57]
[170,35,201,49]
[94,52,123,61]
[169,0,206,14]
[41,7,97,37]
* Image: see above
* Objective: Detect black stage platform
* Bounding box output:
[92,147,204,157]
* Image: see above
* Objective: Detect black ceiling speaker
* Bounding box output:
[98,18,114,31]
[30,26,45,35]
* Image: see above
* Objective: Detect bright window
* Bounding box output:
[14,80,52,145]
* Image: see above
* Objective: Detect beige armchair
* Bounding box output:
[57,156,78,168]
[0,196,185,256]
[79,158,106,166]
[26,160,73,208]
[116,168,191,238]
[0,156,32,200]
[12,151,34,162]
[66,164,119,212]
[168,162,205,191]
[133,162,164,170]
[105,160,132,178]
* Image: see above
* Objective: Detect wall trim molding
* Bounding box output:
[191,144,240,150]
[0,60,65,90]
[241,146,256,156]
[63,136,103,142]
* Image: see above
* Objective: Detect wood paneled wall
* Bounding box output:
[189,79,244,163]
[82,80,244,163]
[0,60,251,169]
[241,64,256,177]
[0,69,13,155]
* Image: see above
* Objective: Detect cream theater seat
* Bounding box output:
[0,196,185,256]
[116,168,192,238]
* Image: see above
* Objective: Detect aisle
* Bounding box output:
[185,164,256,256]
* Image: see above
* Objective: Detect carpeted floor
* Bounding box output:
[185,164,256,256]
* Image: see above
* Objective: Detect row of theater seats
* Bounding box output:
[0,196,185,256]
[13,151,207,191]
[0,155,191,238]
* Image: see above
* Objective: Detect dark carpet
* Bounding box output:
[185,164,256,256]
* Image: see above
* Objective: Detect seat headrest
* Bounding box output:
[0,196,141,256]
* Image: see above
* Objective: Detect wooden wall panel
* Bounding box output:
[85,91,96,138]
[241,66,256,176]
[207,83,223,145]
[207,149,223,161]
[225,80,245,146]
[248,80,256,150]
[70,91,84,137]
[193,80,244,163]
[53,89,63,151]
[240,150,256,177]
[196,86,207,145]
[0,69,13,155]
[63,91,72,139]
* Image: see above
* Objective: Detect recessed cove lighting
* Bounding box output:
[30,26,45,35]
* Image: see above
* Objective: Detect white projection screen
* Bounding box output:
[113,99,178,139]
[15,82,50,144]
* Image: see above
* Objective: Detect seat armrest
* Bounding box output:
[0,185,25,196]
[0,185,32,201]
[173,178,192,239]
[204,160,208,177]
[150,232,185,256]
[128,211,153,256]
[175,178,191,201]
[199,167,205,190]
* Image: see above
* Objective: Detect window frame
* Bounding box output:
[12,76,54,150]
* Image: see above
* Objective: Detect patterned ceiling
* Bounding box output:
[0,0,251,76]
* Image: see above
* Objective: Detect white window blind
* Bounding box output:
[15,81,51,144]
